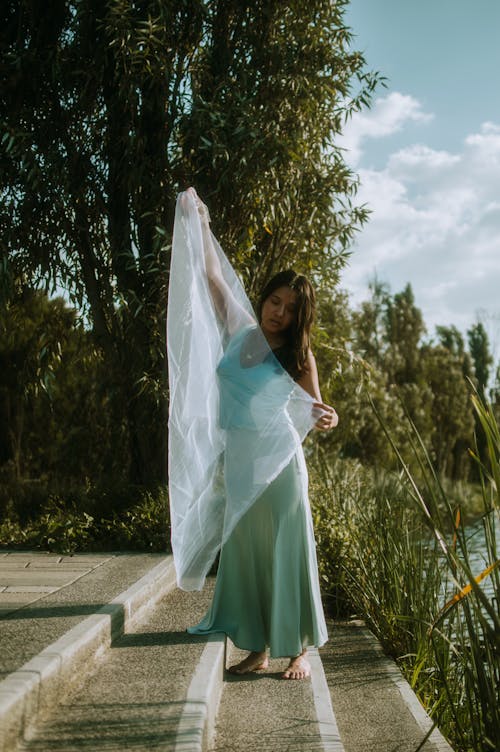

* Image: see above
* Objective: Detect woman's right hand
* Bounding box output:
[187,187,211,225]
[312,402,339,431]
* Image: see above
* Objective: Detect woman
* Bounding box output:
[167,187,338,681]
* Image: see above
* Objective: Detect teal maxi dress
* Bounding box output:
[187,325,328,658]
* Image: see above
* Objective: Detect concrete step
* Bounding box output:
[319,619,454,752]
[16,583,223,752]
[1,554,456,752]
[0,552,171,678]
[0,555,178,752]
[210,639,343,752]
[3,562,340,752]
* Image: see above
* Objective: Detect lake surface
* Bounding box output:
[458,514,498,601]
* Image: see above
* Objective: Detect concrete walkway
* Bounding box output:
[17,584,217,751]
[0,551,169,679]
[320,619,453,752]
[0,551,455,752]
[0,551,113,616]
[212,640,342,752]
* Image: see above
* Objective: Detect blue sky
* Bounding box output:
[340,0,500,354]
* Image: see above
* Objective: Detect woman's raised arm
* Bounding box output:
[184,187,253,336]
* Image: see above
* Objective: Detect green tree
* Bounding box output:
[0,281,74,480]
[1,0,381,485]
[434,325,476,478]
[352,277,389,370]
[0,273,136,522]
[436,324,465,356]
[348,284,477,478]
[467,322,493,400]
[314,284,410,470]
[420,344,474,478]
[384,283,425,386]
[467,322,494,473]
[491,364,500,426]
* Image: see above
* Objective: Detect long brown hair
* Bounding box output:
[257,269,316,379]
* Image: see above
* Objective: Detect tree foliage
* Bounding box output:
[0,280,134,521]
[313,281,478,480]
[467,321,494,472]
[467,322,493,400]
[1,0,380,483]
[0,283,72,479]
[3,3,490,496]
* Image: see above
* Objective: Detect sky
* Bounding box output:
[340,0,500,354]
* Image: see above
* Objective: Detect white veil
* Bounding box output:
[167,189,321,590]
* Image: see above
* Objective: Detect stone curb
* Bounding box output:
[174,633,226,752]
[0,555,176,752]
[356,623,454,752]
[308,647,345,752]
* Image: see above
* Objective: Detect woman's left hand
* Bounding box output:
[313,402,339,431]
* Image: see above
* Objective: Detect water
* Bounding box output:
[462,515,498,601]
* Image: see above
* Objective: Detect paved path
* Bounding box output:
[320,620,452,752]
[0,550,168,679]
[0,550,455,752]
[17,585,216,752]
[0,551,113,617]
[212,641,341,752]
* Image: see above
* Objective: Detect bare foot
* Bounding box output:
[282,650,311,680]
[227,651,269,674]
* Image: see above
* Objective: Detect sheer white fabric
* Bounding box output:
[167,189,322,590]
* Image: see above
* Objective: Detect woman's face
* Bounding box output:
[260,285,298,338]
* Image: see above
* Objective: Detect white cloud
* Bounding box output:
[387,144,461,177]
[339,92,433,166]
[465,121,500,156]
[341,103,500,339]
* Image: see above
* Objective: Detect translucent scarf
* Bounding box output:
[167,190,320,590]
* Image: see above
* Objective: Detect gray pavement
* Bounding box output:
[1,552,455,752]
[16,582,217,752]
[212,641,337,752]
[0,550,170,679]
[320,619,454,752]
[0,552,113,617]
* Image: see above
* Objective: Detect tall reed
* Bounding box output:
[311,393,499,752]
[375,392,499,751]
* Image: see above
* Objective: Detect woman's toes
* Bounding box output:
[282,656,311,679]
